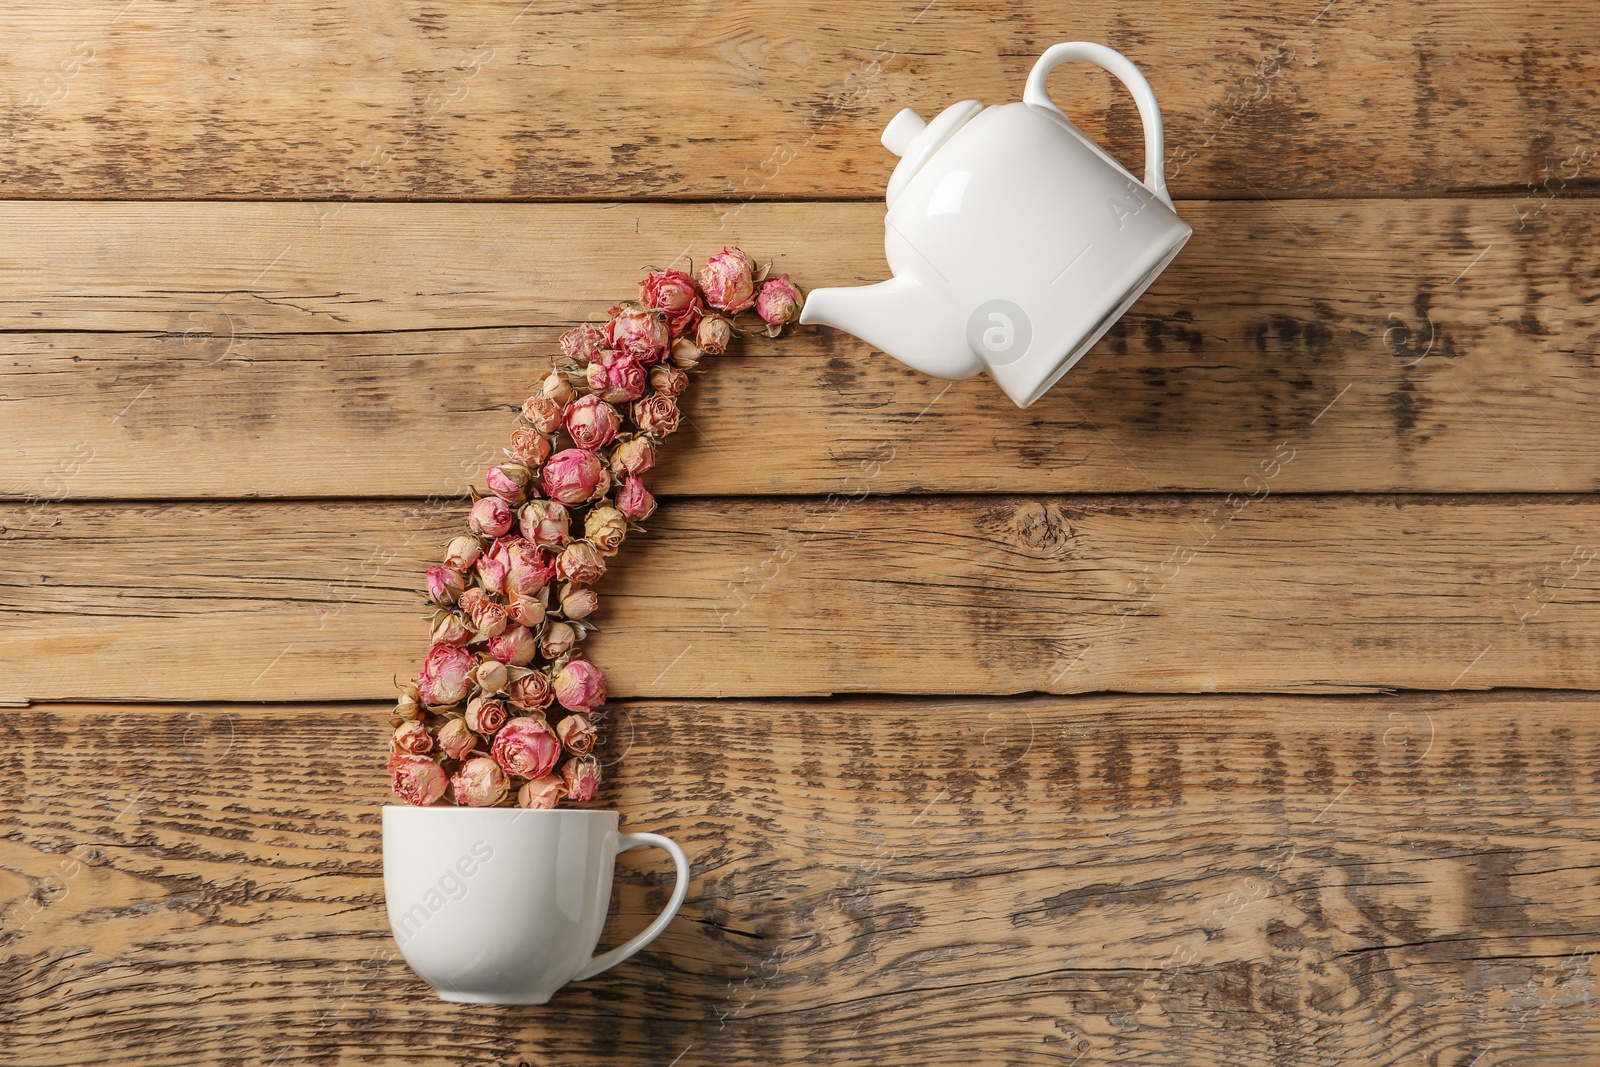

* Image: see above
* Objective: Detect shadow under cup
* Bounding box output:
[382,806,688,1005]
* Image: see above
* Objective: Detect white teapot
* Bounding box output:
[800,42,1191,408]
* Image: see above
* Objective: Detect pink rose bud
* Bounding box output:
[542,448,607,506]
[559,323,607,365]
[390,754,448,806]
[553,659,607,714]
[556,714,597,756]
[522,393,565,434]
[539,621,579,660]
[487,623,538,666]
[474,657,509,694]
[426,565,466,606]
[451,756,509,807]
[586,350,649,404]
[560,583,599,620]
[490,715,563,780]
[649,363,689,398]
[518,499,571,549]
[430,611,475,647]
[417,643,476,707]
[506,669,553,711]
[485,464,532,505]
[437,717,478,761]
[517,774,567,810]
[604,306,670,366]
[458,587,509,640]
[608,436,657,477]
[507,427,552,468]
[564,394,622,451]
[632,393,681,438]
[541,371,577,404]
[639,268,705,338]
[695,314,732,356]
[755,274,804,329]
[616,475,656,522]
[443,534,484,571]
[699,247,758,313]
[561,758,601,803]
[584,506,627,556]
[392,720,434,755]
[505,591,547,628]
[474,552,508,596]
[558,540,607,585]
[465,695,509,735]
[469,495,514,538]
[669,336,703,369]
[498,537,555,597]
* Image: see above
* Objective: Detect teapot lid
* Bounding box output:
[885,99,984,204]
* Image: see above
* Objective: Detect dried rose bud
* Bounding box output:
[669,336,703,369]
[559,323,607,365]
[426,565,466,606]
[560,583,599,620]
[639,268,705,338]
[556,714,596,756]
[584,506,627,556]
[542,448,607,506]
[586,350,649,404]
[474,551,508,596]
[517,774,567,809]
[469,495,514,538]
[565,394,622,451]
[392,720,434,755]
[430,611,475,647]
[506,669,553,712]
[458,587,509,640]
[755,274,803,331]
[518,499,571,549]
[616,475,657,522]
[561,758,601,803]
[437,717,478,761]
[557,540,607,585]
[632,393,681,437]
[417,643,475,707]
[391,754,448,806]
[605,306,670,366]
[487,623,538,667]
[451,756,509,807]
[490,715,563,780]
[497,537,555,597]
[522,394,565,434]
[541,370,577,404]
[540,621,579,660]
[443,534,484,571]
[506,591,547,628]
[699,247,758,313]
[393,686,422,722]
[553,658,606,714]
[649,363,689,398]
[695,314,732,356]
[474,657,509,694]
[485,464,532,505]
[465,695,509,736]
[608,436,657,477]
[507,427,552,468]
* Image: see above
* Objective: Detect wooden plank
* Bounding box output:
[3,199,1598,498]
[0,2,1594,200]
[4,496,1599,703]
[1,695,1596,1065]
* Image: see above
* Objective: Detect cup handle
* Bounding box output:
[574,832,691,981]
[1022,42,1173,208]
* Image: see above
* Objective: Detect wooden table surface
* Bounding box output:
[3,3,1598,1065]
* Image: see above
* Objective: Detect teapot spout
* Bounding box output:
[800,277,981,380]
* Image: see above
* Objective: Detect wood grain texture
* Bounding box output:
[4,495,1599,703]
[2,198,1598,499]
[0,1,1596,201]
[1,695,1596,1066]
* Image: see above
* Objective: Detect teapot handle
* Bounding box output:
[1023,42,1173,208]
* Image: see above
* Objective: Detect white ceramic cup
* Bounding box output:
[382,806,690,1004]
